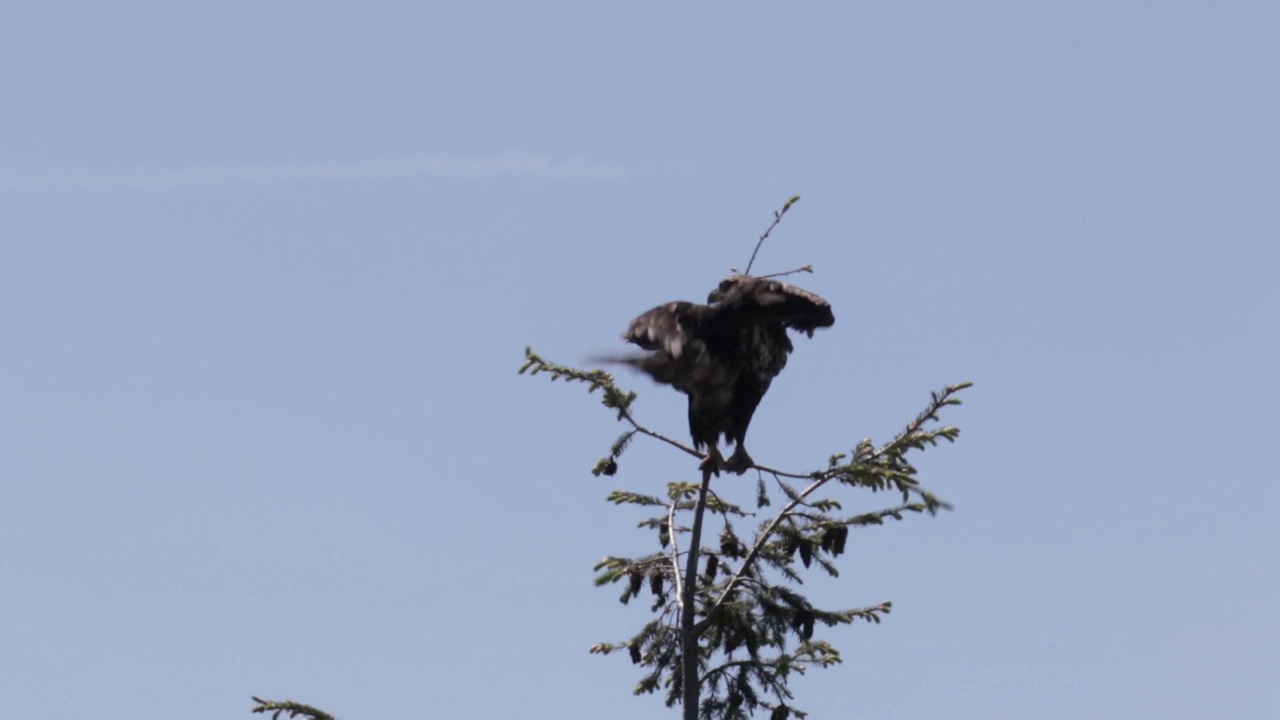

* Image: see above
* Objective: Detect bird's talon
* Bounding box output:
[699,448,724,476]
[725,447,754,475]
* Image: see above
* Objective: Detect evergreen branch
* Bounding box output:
[699,383,970,630]
[618,413,703,463]
[251,698,336,720]
[753,381,970,502]
[519,347,630,405]
[843,502,930,527]
[701,658,775,687]
[741,195,801,276]
[595,430,639,476]
[605,489,668,507]
[882,382,972,456]
[702,488,748,590]
[704,488,751,518]
[699,473,830,631]
[522,347,706,466]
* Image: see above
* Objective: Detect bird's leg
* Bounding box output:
[699,446,725,477]
[724,445,754,475]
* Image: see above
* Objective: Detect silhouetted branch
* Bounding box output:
[251,697,336,720]
[741,195,801,276]
[757,264,813,280]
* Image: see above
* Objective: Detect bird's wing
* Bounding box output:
[622,301,710,358]
[717,278,835,336]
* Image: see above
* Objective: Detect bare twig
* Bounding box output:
[757,264,813,280]
[742,195,801,276]
[622,410,705,461]
[668,498,684,608]
[753,462,820,481]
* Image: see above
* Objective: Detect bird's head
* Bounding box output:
[707,274,752,304]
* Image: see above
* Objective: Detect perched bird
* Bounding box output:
[604,275,834,475]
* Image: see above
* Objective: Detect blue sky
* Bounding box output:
[2,3,1277,719]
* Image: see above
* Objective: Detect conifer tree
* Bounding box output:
[518,199,971,720]
[519,350,968,720]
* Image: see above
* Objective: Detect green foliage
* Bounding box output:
[519,347,636,416]
[524,348,969,719]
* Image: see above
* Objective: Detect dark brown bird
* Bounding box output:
[604,275,834,474]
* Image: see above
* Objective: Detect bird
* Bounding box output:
[602,274,834,475]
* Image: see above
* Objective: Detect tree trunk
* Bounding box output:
[681,468,713,720]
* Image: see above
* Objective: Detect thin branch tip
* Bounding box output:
[744,195,803,276]
[758,264,814,280]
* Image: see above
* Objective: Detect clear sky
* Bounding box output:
[2,3,1277,719]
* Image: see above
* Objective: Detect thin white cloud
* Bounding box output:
[0,152,693,190]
